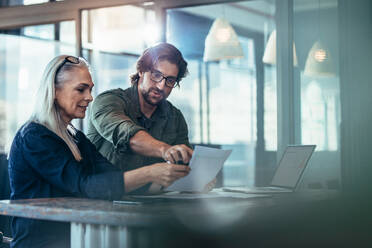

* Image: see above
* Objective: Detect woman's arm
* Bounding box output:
[22,130,124,200]
[22,128,190,197]
[123,163,190,193]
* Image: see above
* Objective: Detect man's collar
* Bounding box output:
[156,99,168,118]
[130,84,143,119]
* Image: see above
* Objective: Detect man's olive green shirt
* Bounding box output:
[86,85,190,173]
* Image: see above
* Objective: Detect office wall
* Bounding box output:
[339,0,372,193]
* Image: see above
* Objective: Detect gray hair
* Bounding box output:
[31,55,89,161]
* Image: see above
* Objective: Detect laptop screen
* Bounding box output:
[270,145,316,189]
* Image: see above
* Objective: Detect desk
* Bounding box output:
[0,190,370,248]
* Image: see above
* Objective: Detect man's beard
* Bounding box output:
[142,87,165,106]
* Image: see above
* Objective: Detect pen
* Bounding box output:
[113,200,143,205]
[167,160,189,166]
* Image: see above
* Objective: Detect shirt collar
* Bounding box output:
[131,84,168,119]
[130,84,143,119]
[67,124,78,137]
[67,124,82,143]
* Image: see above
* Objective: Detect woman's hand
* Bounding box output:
[149,163,191,188]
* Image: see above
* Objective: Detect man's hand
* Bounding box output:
[130,131,193,163]
[162,144,193,164]
[149,163,191,188]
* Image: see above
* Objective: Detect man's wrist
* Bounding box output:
[159,143,171,159]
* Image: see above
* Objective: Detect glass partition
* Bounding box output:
[1,0,49,7]
[81,4,158,95]
[80,4,159,129]
[0,22,75,153]
[293,0,341,189]
[166,1,277,187]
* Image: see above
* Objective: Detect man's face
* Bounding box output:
[138,60,179,106]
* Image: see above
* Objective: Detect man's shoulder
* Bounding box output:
[95,87,136,102]
[96,88,125,98]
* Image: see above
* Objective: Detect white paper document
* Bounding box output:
[166,145,232,192]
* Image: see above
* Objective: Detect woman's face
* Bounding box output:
[55,67,94,124]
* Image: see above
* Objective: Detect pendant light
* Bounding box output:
[262,29,298,66]
[203,17,244,62]
[304,0,335,77]
[304,40,335,76]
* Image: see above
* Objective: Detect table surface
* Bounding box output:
[0,190,338,228]
[3,190,372,247]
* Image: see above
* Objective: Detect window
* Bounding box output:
[166,1,276,186]
[294,0,341,189]
[0,22,75,152]
[82,5,157,55]
[3,0,48,7]
[80,4,160,129]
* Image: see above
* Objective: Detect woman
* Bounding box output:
[7,55,190,248]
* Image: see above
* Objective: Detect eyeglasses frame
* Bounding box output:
[149,69,179,88]
[55,56,81,82]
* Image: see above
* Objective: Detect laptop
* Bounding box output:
[223,145,316,194]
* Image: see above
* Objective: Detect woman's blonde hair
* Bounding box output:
[31,55,89,161]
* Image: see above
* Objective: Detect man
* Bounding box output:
[87,43,193,193]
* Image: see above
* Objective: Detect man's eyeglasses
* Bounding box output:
[150,70,178,88]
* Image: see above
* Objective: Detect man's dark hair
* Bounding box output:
[130,42,188,86]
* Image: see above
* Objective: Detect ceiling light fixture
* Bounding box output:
[262,29,298,66]
[203,18,244,62]
[304,0,335,77]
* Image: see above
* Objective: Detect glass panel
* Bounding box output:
[81,4,157,128]
[60,21,76,45]
[23,0,48,4]
[82,5,158,55]
[23,24,54,40]
[264,66,277,151]
[1,0,49,7]
[85,51,138,95]
[166,60,202,144]
[294,0,341,189]
[166,1,276,187]
[81,49,139,131]
[0,21,75,153]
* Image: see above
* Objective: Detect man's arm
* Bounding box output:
[90,91,192,162]
[130,130,192,163]
[129,130,170,158]
[90,92,145,153]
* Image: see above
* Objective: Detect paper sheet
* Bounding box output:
[165,145,232,192]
